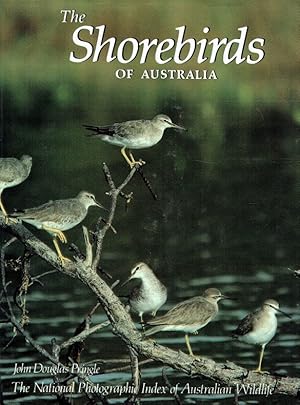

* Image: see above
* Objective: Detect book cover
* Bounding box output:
[1,1,299,403]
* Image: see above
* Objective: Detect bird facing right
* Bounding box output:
[84,114,185,168]
[145,288,229,357]
[232,299,291,373]
[11,191,104,265]
[0,155,32,223]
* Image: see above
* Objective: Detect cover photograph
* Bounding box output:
[0,1,299,404]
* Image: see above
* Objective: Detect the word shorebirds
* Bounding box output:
[122,262,167,324]
[11,191,104,265]
[232,299,291,373]
[145,287,229,357]
[0,155,32,223]
[83,114,186,168]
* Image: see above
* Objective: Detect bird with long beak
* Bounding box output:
[121,262,167,324]
[232,299,291,373]
[11,191,105,265]
[83,114,186,168]
[145,288,229,357]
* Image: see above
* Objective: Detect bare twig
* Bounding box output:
[125,347,141,404]
[162,367,183,405]
[69,241,112,279]
[13,250,32,326]
[31,269,58,281]
[0,306,108,404]
[137,167,158,200]
[1,238,18,317]
[60,321,110,351]
[234,386,240,405]
[82,225,93,267]
[92,163,138,271]
[103,359,153,374]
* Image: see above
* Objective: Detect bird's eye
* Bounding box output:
[131,266,139,275]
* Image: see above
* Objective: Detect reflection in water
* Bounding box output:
[1,104,300,403]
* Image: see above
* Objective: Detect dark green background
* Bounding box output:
[1,1,300,403]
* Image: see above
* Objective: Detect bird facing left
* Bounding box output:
[121,262,167,324]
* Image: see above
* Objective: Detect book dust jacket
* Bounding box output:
[1,1,299,404]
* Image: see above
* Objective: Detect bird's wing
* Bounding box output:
[146,297,215,326]
[0,159,20,183]
[84,120,150,139]
[232,310,259,337]
[114,120,149,139]
[12,201,58,220]
[12,199,81,224]
[129,286,141,302]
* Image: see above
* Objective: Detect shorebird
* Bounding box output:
[83,114,186,167]
[122,262,167,324]
[11,191,104,265]
[232,299,291,373]
[144,288,229,356]
[0,155,32,223]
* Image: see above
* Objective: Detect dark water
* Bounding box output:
[1,102,300,404]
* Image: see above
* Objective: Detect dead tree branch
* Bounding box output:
[125,347,141,404]
[1,163,300,400]
[92,163,138,271]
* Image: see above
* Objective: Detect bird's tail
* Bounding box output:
[83,124,108,136]
[10,208,26,218]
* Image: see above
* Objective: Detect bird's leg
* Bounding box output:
[0,197,8,222]
[121,146,145,168]
[53,238,72,265]
[185,334,194,357]
[254,344,266,373]
[43,226,67,243]
[139,313,145,332]
[128,151,145,167]
[0,195,17,224]
[121,147,135,167]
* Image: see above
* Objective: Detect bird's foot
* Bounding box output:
[59,254,72,266]
[5,216,18,225]
[189,353,209,360]
[253,368,269,374]
[129,159,146,169]
[0,210,17,224]
[128,151,146,169]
